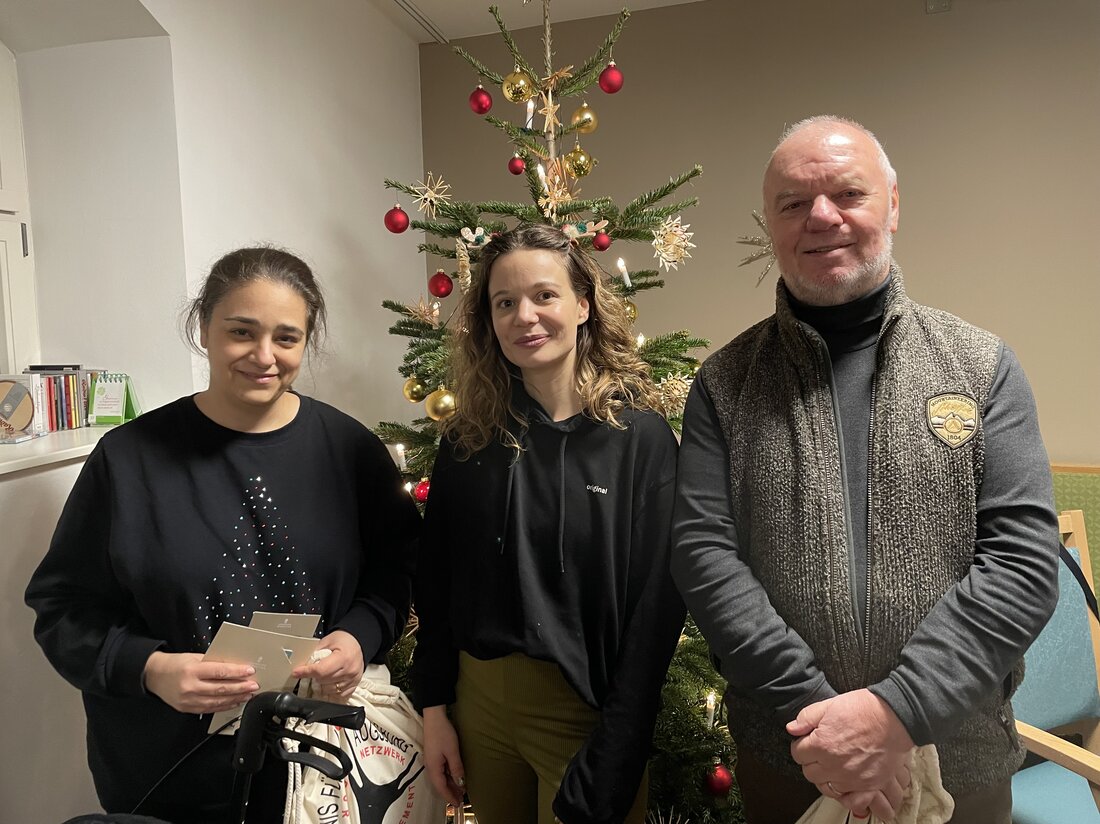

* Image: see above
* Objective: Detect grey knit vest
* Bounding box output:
[701,268,1023,796]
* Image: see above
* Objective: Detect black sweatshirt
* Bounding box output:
[25,395,419,821]
[671,278,1058,745]
[412,387,685,824]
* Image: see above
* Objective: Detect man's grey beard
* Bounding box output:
[781,229,894,306]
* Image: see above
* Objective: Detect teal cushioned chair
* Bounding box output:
[1012,509,1100,823]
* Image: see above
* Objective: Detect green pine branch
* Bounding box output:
[639,331,709,380]
[649,617,741,823]
[431,199,481,227]
[628,280,665,294]
[409,219,467,238]
[484,116,548,158]
[404,345,451,387]
[634,198,701,225]
[592,203,620,227]
[406,338,447,360]
[387,317,434,338]
[383,178,420,200]
[474,200,541,222]
[381,298,415,317]
[374,421,441,481]
[620,165,703,223]
[558,196,614,218]
[374,421,433,446]
[464,214,513,233]
[609,228,657,242]
[557,120,586,141]
[389,320,446,342]
[451,46,504,85]
[557,9,631,98]
[489,5,540,81]
[417,242,457,259]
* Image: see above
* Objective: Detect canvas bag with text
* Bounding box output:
[283,664,445,824]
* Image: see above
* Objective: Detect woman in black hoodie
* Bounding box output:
[412,224,685,824]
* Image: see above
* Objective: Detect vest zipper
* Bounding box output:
[861,313,895,682]
[997,707,1017,746]
[801,326,863,670]
[863,371,877,667]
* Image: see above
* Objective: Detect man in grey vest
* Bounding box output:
[671,116,1059,824]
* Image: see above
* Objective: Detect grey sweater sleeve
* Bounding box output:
[671,376,837,721]
[868,344,1060,745]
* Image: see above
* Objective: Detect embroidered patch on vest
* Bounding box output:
[927,393,978,448]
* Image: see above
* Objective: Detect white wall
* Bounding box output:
[140,0,427,427]
[18,35,192,411]
[1,460,99,821]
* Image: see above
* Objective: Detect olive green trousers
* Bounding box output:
[451,652,647,824]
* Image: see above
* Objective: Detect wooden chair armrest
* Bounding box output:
[1017,720,1100,784]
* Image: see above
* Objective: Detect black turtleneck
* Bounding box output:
[788,276,891,624]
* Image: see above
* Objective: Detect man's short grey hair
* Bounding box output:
[771,115,897,187]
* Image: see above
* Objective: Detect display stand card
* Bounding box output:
[203,622,320,734]
[88,372,141,425]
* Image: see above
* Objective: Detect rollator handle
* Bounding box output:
[233,691,365,776]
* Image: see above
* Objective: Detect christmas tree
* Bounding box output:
[375,3,740,820]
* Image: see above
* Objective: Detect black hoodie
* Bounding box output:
[413,386,685,824]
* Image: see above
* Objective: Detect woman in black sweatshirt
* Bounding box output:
[413,224,685,824]
[25,248,419,823]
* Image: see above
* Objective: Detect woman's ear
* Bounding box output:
[577,296,590,325]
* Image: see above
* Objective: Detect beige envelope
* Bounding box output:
[248,611,321,638]
[203,622,320,734]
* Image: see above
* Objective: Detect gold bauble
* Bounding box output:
[624,299,637,323]
[570,102,598,134]
[424,387,458,421]
[501,69,537,103]
[564,145,595,178]
[402,376,428,403]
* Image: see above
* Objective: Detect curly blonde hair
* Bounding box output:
[443,223,660,457]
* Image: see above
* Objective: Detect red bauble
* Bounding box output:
[384,204,409,234]
[598,61,624,94]
[704,762,734,797]
[508,155,526,175]
[469,85,493,115]
[414,479,431,503]
[428,270,454,298]
[591,231,612,251]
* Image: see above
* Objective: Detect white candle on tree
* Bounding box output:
[616,257,633,289]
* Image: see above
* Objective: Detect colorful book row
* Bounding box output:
[0,367,106,442]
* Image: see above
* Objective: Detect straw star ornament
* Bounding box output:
[411,172,452,219]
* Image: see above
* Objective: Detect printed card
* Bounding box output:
[203,622,320,734]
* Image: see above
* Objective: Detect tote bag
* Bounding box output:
[794,745,954,824]
[283,664,446,824]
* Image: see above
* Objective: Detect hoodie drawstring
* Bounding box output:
[500,458,516,556]
[557,433,569,573]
